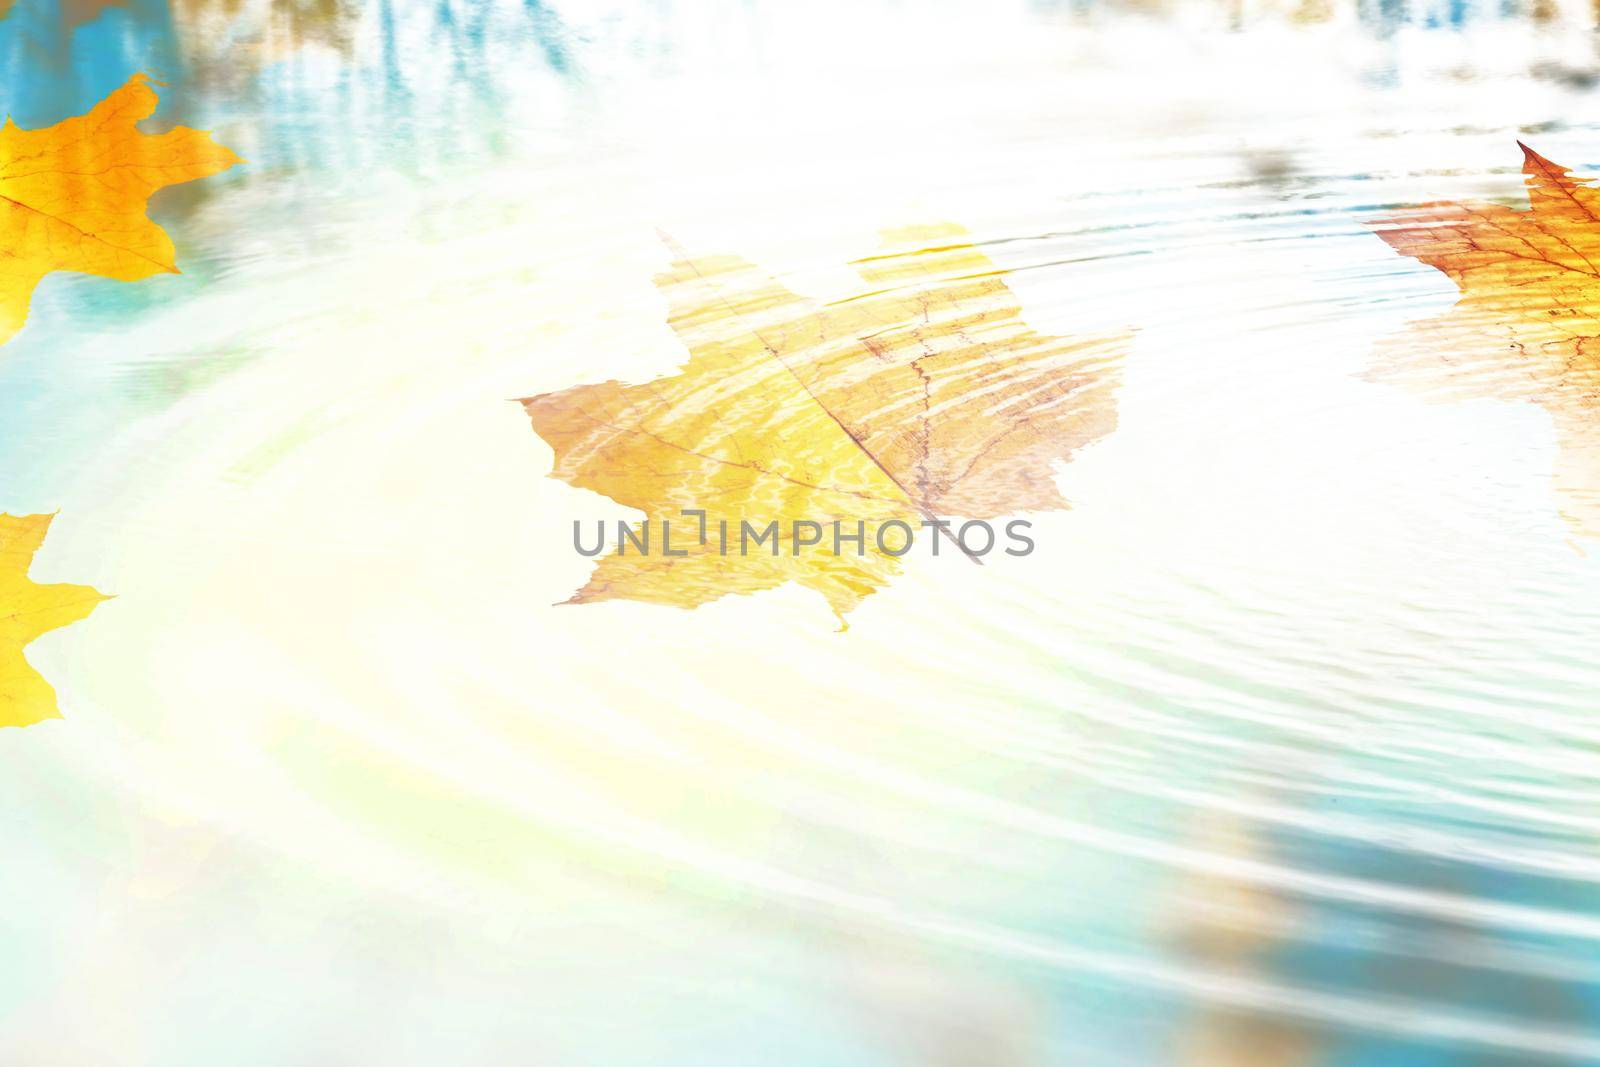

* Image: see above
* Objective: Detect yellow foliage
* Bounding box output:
[0,72,240,348]
[523,224,1129,621]
[0,514,107,729]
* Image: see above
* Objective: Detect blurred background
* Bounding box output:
[4,0,1600,1064]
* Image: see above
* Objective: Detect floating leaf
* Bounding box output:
[1372,144,1600,535]
[0,72,240,350]
[0,513,108,729]
[521,223,1129,622]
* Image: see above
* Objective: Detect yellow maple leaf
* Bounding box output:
[0,513,108,729]
[1372,143,1600,535]
[522,223,1129,622]
[0,72,241,349]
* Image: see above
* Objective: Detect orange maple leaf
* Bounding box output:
[1372,143,1600,536]
[522,223,1129,622]
[0,72,241,349]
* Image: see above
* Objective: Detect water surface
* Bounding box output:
[3,1,1600,1064]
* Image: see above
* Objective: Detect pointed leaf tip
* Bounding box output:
[1517,141,1565,177]
[655,227,689,260]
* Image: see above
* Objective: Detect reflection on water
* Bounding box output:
[4,0,1600,1065]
